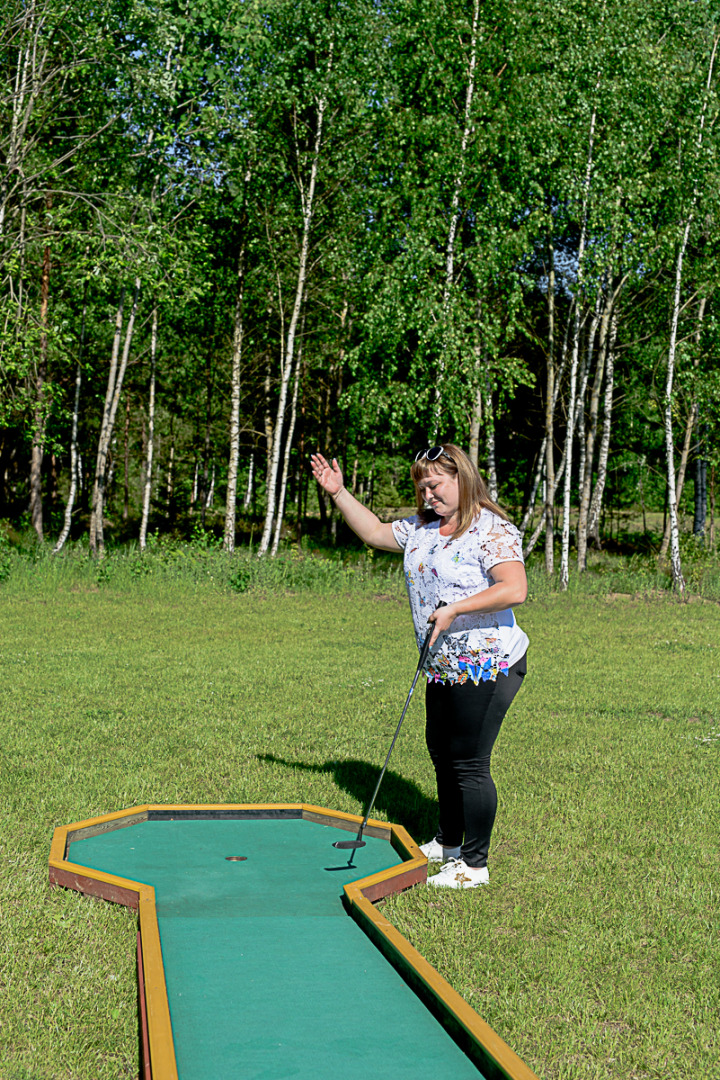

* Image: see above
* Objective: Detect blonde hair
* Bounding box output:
[410,443,508,538]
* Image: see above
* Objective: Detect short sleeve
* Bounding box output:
[476,516,525,572]
[391,516,419,549]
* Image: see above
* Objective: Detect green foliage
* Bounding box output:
[0,536,406,598]
[1,0,720,578]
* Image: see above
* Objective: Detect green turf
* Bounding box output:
[72,817,486,1079]
[0,582,718,1079]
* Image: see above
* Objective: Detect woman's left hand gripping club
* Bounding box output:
[427,602,455,648]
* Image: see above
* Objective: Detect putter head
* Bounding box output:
[332,839,366,850]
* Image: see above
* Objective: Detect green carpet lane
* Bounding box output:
[72,818,488,1079]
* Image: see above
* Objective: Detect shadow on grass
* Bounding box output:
[257,753,438,843]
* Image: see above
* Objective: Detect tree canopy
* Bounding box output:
[1,0,718,584]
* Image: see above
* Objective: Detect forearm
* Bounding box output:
[427,561,527,645]
[330,486,400,551]
[444,565,527,618]
[448,582,526,616]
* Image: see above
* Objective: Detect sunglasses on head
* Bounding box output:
[414,446,450,463]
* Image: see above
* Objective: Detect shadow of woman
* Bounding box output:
[256,753,438,844]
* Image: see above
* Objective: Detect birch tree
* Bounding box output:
[138,304,157,551]
[89,278,140,556]
[257,76,328,556]
[662,29,719,593]
[222,159,252,553]
[1,0,118,538]
[432,0,480,436]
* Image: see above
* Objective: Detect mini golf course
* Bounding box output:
[49,804,538,1080]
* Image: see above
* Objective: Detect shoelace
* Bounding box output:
[438,857,479,885]
[439,857,465,873]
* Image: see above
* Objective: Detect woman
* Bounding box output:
[310,444,528,889]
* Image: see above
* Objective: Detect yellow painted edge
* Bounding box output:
[50,825,69,864]
[350,857,427,894]
[49,849,178,1079]
[138,886,179,1080]
[389,823,424,859]
[48,858,153,896]
[345,888,540,1080]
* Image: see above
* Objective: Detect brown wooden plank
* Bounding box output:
[358,861,427,902]
[137,931,152,1080]
[301,806,392,840]
[138,888,178,1080]
[48,865,141,909]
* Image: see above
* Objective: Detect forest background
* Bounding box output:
[2,0,720,591]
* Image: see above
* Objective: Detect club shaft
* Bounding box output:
[353,664,424,842]
[351,603,444,845]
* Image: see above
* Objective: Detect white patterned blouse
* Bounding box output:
[391,510,529,684]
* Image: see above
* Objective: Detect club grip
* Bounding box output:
[417,601,447,671]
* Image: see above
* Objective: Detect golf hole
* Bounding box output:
[225,856,247,861]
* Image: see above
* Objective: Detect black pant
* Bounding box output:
[425,652,527,868]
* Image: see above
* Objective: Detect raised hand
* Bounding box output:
[310,453,344,496]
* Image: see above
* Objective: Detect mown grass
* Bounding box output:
[0,562,718,1079]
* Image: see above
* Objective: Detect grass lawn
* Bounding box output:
[0,579,718,1079]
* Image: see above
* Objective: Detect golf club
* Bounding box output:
[332,602,446,851]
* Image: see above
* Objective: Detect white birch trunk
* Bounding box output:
[522,311,574,556]
[485,382,498,502]
[166,440,175,520]
[139,305,158,551]
[560,102,598,590]
[205,464,215,509]
[664,222,691,594]
[518,439,546,540]
[271,351,302,556]
[0,1,39,241]
[52,286,87,555]
[52,357,82,554]
[29,230,50,542]
[89,278,140,556]
[88,290,124,553]
[468,384,482,467]
[258,72,329,555]
[660,34,718,590]
[432,0,480,436]
[587,312,618,544]
[243,451,255,510]
[190,460,199,514]
[575,290,603,519]
[224,218,248,553]
[709,466,716,552]
[525,446,570,558]
[561,317,582,583]
[544,241,556,575]
[577,288,611,569]
[468,296,484,466]
[659,296,706,558]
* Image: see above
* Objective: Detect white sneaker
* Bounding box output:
[428,858,489,889]
[420,838,462,862]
